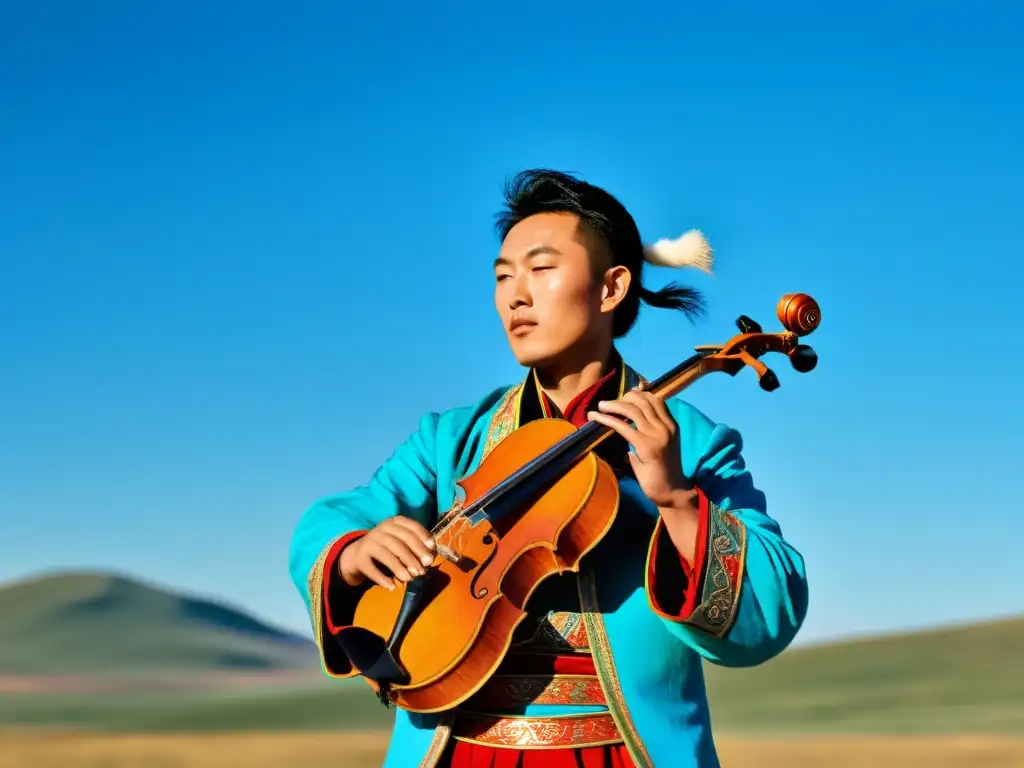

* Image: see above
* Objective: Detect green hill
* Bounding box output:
[702,615,1024,733]
[123,615,1022,735]
[0,571,316,676]
[0,570,1021,734]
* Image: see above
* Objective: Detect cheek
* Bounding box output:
[494,283,509,314]
[541,272,596,316]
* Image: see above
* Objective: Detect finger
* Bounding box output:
[379,533,430,576]
[359,558,396,591]
[367,541,416,582]
[620,392,664,432]
[586,410,648,454]
[388,516,437,550]
[384,525,435,568]
[596,399,655,433]
[641,393,677,432]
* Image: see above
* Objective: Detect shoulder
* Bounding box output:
[664,396,746,456]
[664,396,716,437]
[442,385,512,426]
[417,385,519,442]
[663,396,753,485]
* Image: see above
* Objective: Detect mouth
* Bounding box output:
[509,319,537,335]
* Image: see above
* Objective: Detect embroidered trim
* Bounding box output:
[540,610,590,650]
[686,502,747,637]
[578,571,654,768]
[452,711,622,749]
[511,610,590,652]
[306,536,357,679]
[417,713,455,768]
[467,673,607,708]
[480,384,523,460]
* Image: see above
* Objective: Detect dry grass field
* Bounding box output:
[2,579,1021,766]
[2,731,1024,768]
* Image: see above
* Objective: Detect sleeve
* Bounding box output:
[287,411,441,678]
[644,489,711,621]
[321,530,368,636]
[646,401,809,668]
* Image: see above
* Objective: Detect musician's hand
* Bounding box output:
[586,390,692,508]
[338,517,436,590]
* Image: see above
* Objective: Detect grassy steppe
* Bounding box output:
[3,615,1021,734]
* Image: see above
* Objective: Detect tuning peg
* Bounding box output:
[758,369,780,392]
[736,315,762,334]
[788,345,818,373]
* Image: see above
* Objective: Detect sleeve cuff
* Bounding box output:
[307,530,368,678]
[322,530,370,634]
[645,488,710,621]
[645,491,748,637]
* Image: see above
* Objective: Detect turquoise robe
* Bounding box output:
[288,362,809,767]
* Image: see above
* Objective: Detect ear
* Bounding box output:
[600,265,632,312]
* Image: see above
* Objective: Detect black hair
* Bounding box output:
[494,169,705,338]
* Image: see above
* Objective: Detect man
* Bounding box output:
[289,169,809,767]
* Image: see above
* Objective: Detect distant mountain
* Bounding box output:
[0,571,316,676]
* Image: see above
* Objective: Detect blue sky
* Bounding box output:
[1,2,1020,645]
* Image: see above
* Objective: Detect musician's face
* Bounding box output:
[494,212,630,370]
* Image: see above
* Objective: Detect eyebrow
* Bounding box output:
[493,245,561,268]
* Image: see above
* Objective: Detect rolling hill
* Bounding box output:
[0,571,316,677]
[0,570,1021,734]
[702,615,1024,733]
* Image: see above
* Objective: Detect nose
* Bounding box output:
[508,272,531,310]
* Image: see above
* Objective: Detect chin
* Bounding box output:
[507,335,560,369]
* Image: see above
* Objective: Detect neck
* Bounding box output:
[534,342,614,415]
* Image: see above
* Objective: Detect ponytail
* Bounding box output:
[639,284,706,318]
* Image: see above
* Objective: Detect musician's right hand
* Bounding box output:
[338,517,437,590]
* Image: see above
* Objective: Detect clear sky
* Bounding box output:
[1,2,1020,645]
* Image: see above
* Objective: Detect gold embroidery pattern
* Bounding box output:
[470,674,607,708]
[305,536,355,678]
[452,711,622,749]
[546,611,589,648]
[686,502,747,638]
[481,384,522,460]
[417,713,455,768]
[578,571,654,768]
[512,610,590,653]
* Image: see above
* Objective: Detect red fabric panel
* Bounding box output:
[442,740,635,767]
[646,489,710,620]
[321,530,369,634]
[497,652,596,676]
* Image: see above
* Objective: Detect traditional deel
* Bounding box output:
[288,352,809,768]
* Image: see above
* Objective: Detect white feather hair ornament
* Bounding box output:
[642,229,714,275]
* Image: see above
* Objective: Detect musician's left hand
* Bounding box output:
[586,390,693,509]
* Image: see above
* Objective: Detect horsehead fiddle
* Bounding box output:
[336,293,822,712]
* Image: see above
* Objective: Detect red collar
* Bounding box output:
[538,368,619,428]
